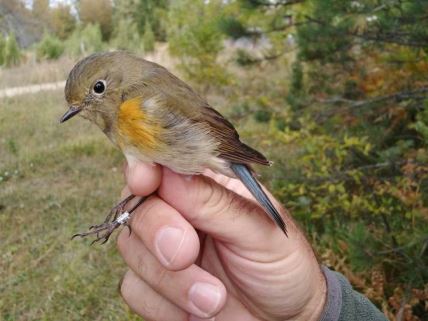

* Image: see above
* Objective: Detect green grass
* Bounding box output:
[0,91,141,320]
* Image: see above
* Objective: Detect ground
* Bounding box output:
[0,87,143,320]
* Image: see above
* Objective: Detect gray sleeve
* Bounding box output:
[319,266,388,321]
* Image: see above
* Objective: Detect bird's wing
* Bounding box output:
[144,64,270,166]
[199,106,271,166]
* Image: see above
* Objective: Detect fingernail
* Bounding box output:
[188,282,222,317]
[155,226,185,266]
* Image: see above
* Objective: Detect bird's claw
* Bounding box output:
[71,217,125,244]
[72,195,147,245]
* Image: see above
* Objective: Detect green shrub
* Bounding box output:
[36,33,65,60]
[110,18,142,51]
[65,24,104,57]
[254,109,271,123]
[142,21,155,53]
[167,0,229,88]
[218,16,248,39]
[3,33,21,67]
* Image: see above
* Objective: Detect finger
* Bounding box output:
[120,269,187,321]
[125,157,162,196]
[203,169,254,200]
[203,169,285,216]
[118,231,227,319]
[159,168,296,254]
[120,195,200,271]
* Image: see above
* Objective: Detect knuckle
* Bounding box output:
[194,177,231,218]
[135,251,150,276]
[150,267,168,289]
[121,281,154,320]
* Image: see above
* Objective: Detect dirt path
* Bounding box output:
[0,81,66,98]
[0,45,174,99]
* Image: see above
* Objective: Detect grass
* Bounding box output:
[0,56,75,89]
[0,91,141,320]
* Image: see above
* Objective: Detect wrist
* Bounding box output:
[293,263,327,321]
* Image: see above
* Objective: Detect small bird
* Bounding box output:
[61,51,286,243]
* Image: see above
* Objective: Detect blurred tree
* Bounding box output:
[36,32,64,60]
[49,4,76,40]
[136,0,168,40]
[111,0,168,42]
[3,33,21,67]
[167,0,229,89]
[79,0,113,40]
[112,0,137,17]
[142,20,155,52]
[112,0,137,24]
[110,18,142,51]
[0,0,26,12]
[65,24,104,57]
[32,0,49,19]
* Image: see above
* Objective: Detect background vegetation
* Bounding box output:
[1,0,427,320]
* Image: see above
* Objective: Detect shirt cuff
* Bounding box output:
[318,266,342,321]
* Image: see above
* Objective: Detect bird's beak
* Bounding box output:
[60,105,82,123]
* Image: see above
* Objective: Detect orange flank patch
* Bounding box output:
[117,97,161,151]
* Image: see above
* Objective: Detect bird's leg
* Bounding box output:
[103,194,136,224]
[85,194,136,231]
[72,196,148,245]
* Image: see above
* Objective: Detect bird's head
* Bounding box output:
[61,51,148,134]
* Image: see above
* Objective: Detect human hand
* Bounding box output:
[117,161,326,321]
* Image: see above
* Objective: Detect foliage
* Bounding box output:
[167,0,229,89]
[135,0,169,41]
[217,16,249,40]
[110,18,142,51]
[49,4,76,40]
[3,33,21,67]
[65,24,104,58]
[142,21,155,52]
[36,32,65,60]
[79,0,113,40]
[32,0,49,19]
[112,0,168,40]
[167,0,428,319]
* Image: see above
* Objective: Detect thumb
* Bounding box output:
[125,159,162,196]
[158,168,296,254]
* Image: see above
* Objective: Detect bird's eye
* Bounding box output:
[93,80,106,95]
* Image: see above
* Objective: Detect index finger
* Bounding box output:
[158,168,298,256]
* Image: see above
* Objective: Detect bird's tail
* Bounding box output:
[230,163,287,236]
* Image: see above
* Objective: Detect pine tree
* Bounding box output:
[4,33,21,67]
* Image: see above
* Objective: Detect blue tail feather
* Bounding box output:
[230,163,287,236]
